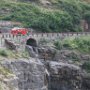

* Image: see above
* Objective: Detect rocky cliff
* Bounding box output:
[0,56,90,90]
[0,38,90,90]
[0,58,47,90]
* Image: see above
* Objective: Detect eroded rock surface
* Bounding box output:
[0,56,90,90]
[0,58,47,90]
[47,61,82,90]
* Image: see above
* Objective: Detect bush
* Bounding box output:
[21,51,29,58]
[54,41,63,50]
[54,36,90,53]
[73,37,90,52]
[84,11,90,23]
[0,49,30,58]
[82,61,90,73]
[63,38,76,49]
[0,49,8,57]
[0,0,90,32]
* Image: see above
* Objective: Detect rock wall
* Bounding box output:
[0,58,47,90]
[47,61,82,90]
[0,58,90,90]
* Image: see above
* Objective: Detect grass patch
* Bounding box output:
[54,41,63,50]
[0,48,29,59]
[0,66,12,77]
[54,36,90,53]
[0,65,15,90]
[0,49,8,57]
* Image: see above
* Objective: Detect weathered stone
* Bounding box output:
[0,57,90,90]
[5,39,17,50]
[38,46,56,60]
[82,73,90,90]
[0,58,48,90]
[47,61,82,90]
[25,45,38,58]
[54,50,90,63]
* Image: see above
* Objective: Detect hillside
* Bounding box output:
[0,0,90,32]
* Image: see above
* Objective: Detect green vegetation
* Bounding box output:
[54,36,90,53]
[0,49,29,58]
[0,49,8,57]
[54,41,63,50]
[82,61,90,73]
[0,66,12,77]
[39,38,49,45]
[0,0,90,32]
[0,65,14,90]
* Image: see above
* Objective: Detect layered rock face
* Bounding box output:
[0,58,47,90]
[47,61,82,90]
[0,57,90,90]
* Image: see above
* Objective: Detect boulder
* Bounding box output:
[47,61,82,90]
[4,39,17,50]
[38,46,56,60]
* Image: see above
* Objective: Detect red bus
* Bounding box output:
[11,27,28,35]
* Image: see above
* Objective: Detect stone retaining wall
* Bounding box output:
[0,32,90,48]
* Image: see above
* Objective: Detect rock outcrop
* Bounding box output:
[0,56,90,90]
[0,58,47,90]
[38,46,56,60]
[47,61,82,90]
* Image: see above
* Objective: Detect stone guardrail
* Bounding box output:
[0,32,90,47]
[0,32,90,38]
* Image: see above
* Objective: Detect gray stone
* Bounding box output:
[0,57,90,90]
[0,58,48,90]
[47,61,82,90]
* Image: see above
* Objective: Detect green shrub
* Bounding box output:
[54,36,90,53]
[0,49,30,58]
[82,61,90,73]
[0,0,89,32]
[84,11,90,23]
[54,41,63,50]
[73,37,90,52]
[0,49,8,57]
[62,36,90,53]
[21,51,29,58]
